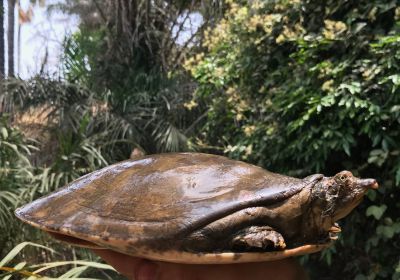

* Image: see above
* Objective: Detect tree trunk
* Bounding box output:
[7,0,14,77]
[0,0,5,78]
[17,15,20,74]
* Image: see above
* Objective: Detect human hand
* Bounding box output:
[91,249,308,280]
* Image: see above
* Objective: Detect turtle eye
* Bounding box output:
[336,174,348,183]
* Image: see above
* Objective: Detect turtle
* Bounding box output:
[15,153,378,264]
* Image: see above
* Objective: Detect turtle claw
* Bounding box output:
[329,232,339,240]
[329,224,341,233]
[329,224,341,241]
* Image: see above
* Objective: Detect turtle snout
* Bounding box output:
[357,178,379,190]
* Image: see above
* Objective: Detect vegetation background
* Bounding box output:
[0,0,399,279]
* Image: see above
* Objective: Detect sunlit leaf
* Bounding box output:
[366,205,387,220]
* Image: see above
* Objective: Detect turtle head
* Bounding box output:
[312,171,378,222]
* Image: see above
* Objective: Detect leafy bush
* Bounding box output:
[188,0,400,278]
[62,30,202,154]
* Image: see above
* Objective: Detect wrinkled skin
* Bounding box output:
[300,171,378,244]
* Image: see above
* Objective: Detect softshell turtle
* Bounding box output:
[15,153,378,264]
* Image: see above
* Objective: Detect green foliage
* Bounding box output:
[0,79,109,264]
[0,84,122,277]
[0,242,117,279]
[2,0,208,275]
[0,117,38,250]
[366,205,387,220]
[4,76,124,163]
[61,30,202,154]
[2,0,212,278]
[189,0,400,278]
[62,29,105,88]
[5,0,400,278]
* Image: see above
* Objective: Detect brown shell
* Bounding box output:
[15,153,328,263]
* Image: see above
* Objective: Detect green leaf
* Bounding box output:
[31,260,115,273]
[376,225,395,239]
[368,149,388,167]
[354,274,367,280]
[366,205,387,220]
[372,134,381,147]
[0,242,55,267]
[392,222,400,234]
[342,141,351,156]
[388,74,400,86]
[396,168,400,186]
[366,189,377,201]
[339,82,361,94]
[1,127,8,139]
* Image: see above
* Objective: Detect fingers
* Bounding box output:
[134,260,158,280]
[155,259,307,280]
[91,249,308,280]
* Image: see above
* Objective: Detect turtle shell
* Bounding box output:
[15,153,328,264]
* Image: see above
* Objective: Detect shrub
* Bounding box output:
[188,0,400,278]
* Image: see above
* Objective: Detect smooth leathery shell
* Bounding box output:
[15,152,326,263]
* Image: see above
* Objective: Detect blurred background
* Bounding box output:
[0,0,399,279]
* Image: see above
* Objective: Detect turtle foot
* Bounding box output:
[231,226,286,251]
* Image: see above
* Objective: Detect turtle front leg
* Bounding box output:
[231,226,286,251]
